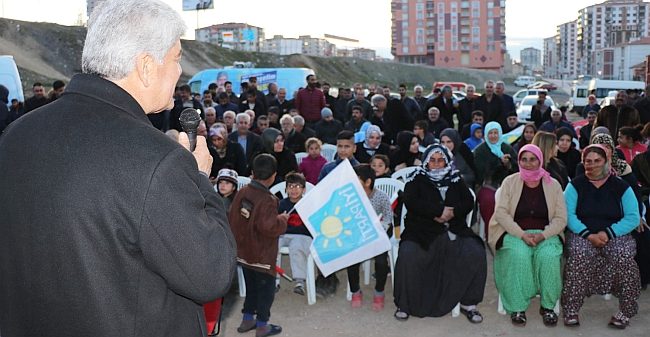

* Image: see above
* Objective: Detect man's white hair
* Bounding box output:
[280,114,294,124]
[236,113,250,123]
[82,0,187,81]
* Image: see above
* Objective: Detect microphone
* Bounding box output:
[179,108,202,152]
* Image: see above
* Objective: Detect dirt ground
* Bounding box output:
[218,244,650,337]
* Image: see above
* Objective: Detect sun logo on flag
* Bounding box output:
[320,206,353,248]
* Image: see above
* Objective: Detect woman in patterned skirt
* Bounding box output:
[488,144,567,327]
[562,144,641,329]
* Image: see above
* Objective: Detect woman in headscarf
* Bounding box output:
[473,122,519,237]
[354,125,391,164]
[208,125,247,178]
[393,144,486,324]
[244,127,298,184]
[555,127,581,179]
[464,123,484,151]
[489,144,567,327]
[532,131,569,190]
[562,145,641,329]
[440,128,477,188]
[581,133,650,291]
[390,131,422,172]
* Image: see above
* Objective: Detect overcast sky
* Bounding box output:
[1,0,604,60]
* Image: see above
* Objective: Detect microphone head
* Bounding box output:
[179,108,201,133]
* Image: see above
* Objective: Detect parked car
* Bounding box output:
[424,90,471,102]
[528,81,557,91]
[513,88,548,104]
[516,95,557,123]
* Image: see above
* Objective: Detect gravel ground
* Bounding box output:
[218,242,650,337]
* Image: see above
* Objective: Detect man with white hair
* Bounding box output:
[540,108,577,137]
[205,106,217,129]
[223,110,236,134]
[228,112,262,164]
[294,115,316,138]
[0,0,237,335]
[413,85,428,112]
[280,114,307,153]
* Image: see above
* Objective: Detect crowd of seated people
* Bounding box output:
[144,77,650,330]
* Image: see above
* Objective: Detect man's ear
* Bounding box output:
[136,53,153,87]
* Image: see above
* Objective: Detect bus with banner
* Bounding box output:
[188,67,315,100]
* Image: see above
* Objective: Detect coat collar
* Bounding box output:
[62,73,149,124]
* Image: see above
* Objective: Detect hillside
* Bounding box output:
[0,17,517,95]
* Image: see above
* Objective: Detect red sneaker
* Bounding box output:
[350,291,362,308]
[373,294,385,311]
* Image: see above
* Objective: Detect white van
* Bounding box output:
[568,84,589,113]
[0,55,24,107]
[587,79,645,100]
[514,76,536,87]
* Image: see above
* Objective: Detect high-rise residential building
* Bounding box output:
[390,0,506,71]
[543,36,558,78]
[520,47,541,69]
[577,0,650,75]
[195,23,265,52]
[262,35,336,57]
[557,21,579,78]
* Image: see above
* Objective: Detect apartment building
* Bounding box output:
[543,36,558,78]
[577,0,650,75]
[195,23,265,52]
[520,47,541,69]
[390,0,506,71]
[557,21,579,79]
[262,35,336,57]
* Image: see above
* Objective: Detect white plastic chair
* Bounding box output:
[270,182,288,199]
[390,166,418,182]
[237,176,251,191]
[374,178,405,202]
[295,152,308,165]
[320,144,337,162]
[276,246,317,305]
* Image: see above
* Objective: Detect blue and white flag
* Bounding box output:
[294,159,391,277]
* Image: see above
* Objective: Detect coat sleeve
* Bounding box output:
[141,147,237,303]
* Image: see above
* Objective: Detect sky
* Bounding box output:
[0,0,606,61]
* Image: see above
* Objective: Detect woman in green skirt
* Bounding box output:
[488,144,567,327]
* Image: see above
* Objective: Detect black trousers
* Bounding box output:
[242,268,276,322]
[347,251,390,293]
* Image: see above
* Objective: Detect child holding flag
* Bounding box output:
[347,164,393,310]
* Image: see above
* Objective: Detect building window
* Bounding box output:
[402,13,409,20]
[488,2,493,8]
[472,27,480,43]
[402,46,409,53]
[403,38,409,44]
[473,45,479,50]
[418,46,424,52]
[402,4,408,10]
[461,1,469,9]
[487,44,495,51]
[439,42,445,51]
[402,21,409,28]
[488,10,493,17]
[488,27,494,34]
[487,19,493,25]
[438,3,444,11]
[418,21,423,26]
[403,30,408,36]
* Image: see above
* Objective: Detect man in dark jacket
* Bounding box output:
[280,114,307,153]
[269,87,294,115]
[381,87,414,145]
[23,82,48,113]
[248,76,269,113]
[495,81,516,123]
[346,88,373,121]
[314,107,342,145]
[530,91,552,129]
[322,82,340,121]
[170,84,204,131]
[594,90,640,145]
[472,80,504,128]
[424,85,457,128]
[343,105,368,133]
[228,112,262,164]
[0,1,237,335]
[633,84,650,125]
[457,84,476,132]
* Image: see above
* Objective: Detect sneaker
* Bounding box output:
[372,294,385,311]
[293,283,305,296]
[351,291,363,308]
[255,324,282,337]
